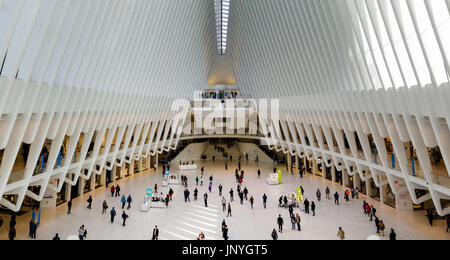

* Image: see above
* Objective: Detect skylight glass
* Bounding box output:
[214,0,230,55]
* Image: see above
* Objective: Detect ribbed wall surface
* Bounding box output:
[0,0,449,215]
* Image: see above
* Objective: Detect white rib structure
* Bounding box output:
[0,0,448,216]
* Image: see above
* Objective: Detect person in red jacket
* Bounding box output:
[111,186,115,197]
[365,204,372,217]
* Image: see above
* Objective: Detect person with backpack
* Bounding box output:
[110,207,117,223]
[122,211,129,227]
[271,229,278,240]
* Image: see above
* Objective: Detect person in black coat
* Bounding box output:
[52,234,61,240]
[87,196,93,209]
[8,227,16,241]
[29,220,37,239]
[152,226,159,240]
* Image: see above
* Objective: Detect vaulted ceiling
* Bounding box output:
[0,0,449,100]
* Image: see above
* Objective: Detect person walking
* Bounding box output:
[111,186,115,197]
[67,200,72,215]
[152,226,159,240]
[243,187,249,200]
[426,208,434,226]
[379,220,386,237]
[102,200,108,214]
[295,213,301,231]
[194,188,198,201]
[277,214,284,233]
[87,195,93,209]
[334,192,339,205]
[222,225,229,240]
[227,203,232,217]
[325,187,330,200]
[127,195,133,210]
[29,220,37,239]
[110,207,117,223]
[271,229,278,240]
[316,189,321,202]
[337,227,345,240]
[169,188,174,201]
[257,169,261,178]
[263,194,268,209]
[8,227,16,241]
[249,196,254,209]
[121,195,127,209]
[229,189,234,202]
[204,193,208,207]
[218,184,223,196]
[311,201,316,216]
[222,197,227,212]
[115,184,121,197]
[446,215,450,233]
[122,211,129,227]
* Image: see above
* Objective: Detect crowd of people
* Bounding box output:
[2,142,450,241]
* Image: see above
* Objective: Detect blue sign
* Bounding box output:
[41,155,45,172]
[146,188,153,196]
[391,153,395,169]
[165,170,170,176]
[57,152,61,167]
[412,158,415,176]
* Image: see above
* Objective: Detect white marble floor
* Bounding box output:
[0,145,449,240]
